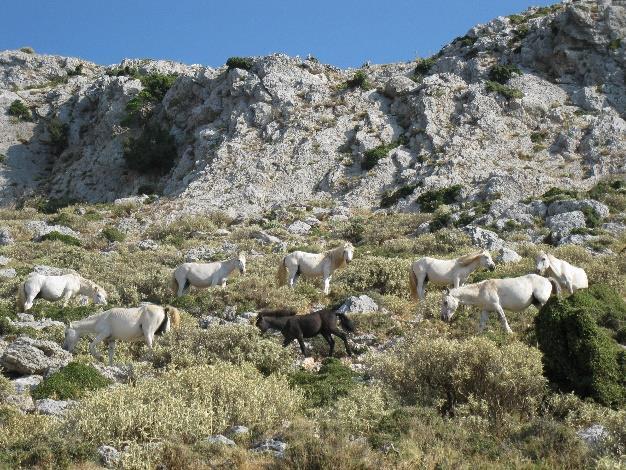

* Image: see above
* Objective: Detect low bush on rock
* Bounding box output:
[361,139,406,171]
[335,255,408,297]
[39,231,81,246]
[380,184,418,208]
[47,117,69,155]
[368,334,546,422]
[226,56,254,70]
[63,362,302,447]
[414,57,436,76]
[32,362,111,400]
[416,185,462,212]
[7,100,31,121]
[535,287,626,408]
[289,358,358,408]
[485,80,524,99]
[101,226,126,242]
[488,64,522,84]
[345,70,371,90]
[123,72,177,124]
[123,125,177,175]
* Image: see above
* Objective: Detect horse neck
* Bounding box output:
[327,247,345,270]
[451,284,482,306]
[223,258,239,276]
[265,316,288,329]
[457,257,481,273]
[71,313,102,334]
[77,278,94,296]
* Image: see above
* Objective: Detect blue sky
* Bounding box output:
[1,0,555,68]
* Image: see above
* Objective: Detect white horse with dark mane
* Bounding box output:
[535,252,588,294]
[17,273,107,312]
[277,242,354,295]
[440,274,559,333]
[409,251,496,300]
[62,304,181,365]
[170,253,246,297]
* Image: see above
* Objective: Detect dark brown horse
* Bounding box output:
[255,308,355,357]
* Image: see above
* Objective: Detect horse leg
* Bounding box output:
[323,275,331,295]
[478,310,489,333]
[176,273,187,297]
[330,327,352,356]
[89,332,109,362]
[107,340,116,366]
[288,266,299,289]
[321,331,335,357]
[495,305,512,334]
[417,273,427,300]
[61,289,73,307]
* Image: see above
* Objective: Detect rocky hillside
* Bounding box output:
[0,0,624,217]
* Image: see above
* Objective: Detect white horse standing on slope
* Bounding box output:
[17,273,107,312]
[440,274,560,334]
[535,252,588,294]
[409,251,496,301]
[170,253,246,297]
[62,304,181,365]
[277,242,354,295]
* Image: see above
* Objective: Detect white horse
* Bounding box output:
[62,304,181,365]
[170,253,246,297]
[277,242,354,295]
[409,251,496,301]
[440,274,559,334]
[535,252,588,295]
[17,273,107,312]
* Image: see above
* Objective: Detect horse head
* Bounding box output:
[535,252,550,275]
[63,325,80,352]
[480,251,496,271]
[238,252,247,275]
[441,288,460,322]
[343,243,354,264]
[255,314,270,333]
[93,285,108,305]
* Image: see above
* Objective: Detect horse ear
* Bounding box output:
[444,287,450,294]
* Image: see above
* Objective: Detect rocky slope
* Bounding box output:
[0,0,624,215]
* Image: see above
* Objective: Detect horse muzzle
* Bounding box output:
[489,265,496,271]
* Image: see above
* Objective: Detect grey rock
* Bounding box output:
[0,228,13,246]
[415,222,431,235]
[601,222,626,235]
[185,246,217,262]
[546,211,586,239]
[4,394,35,412]
[9,317,65,331]
[558,233,597,247]
[464,225,504,250]
[215,228,231,236]
[252,230,285,246]
[198,315,225,328]
[337,295,379,314]
[35,398,75,416]
[207,434,236,446]
[32,265,70,276]
[252,438,288,456]
[547,200,609,218]
[495,248,522,264]
[228,425,250,435]
[1,336,73,375]
[287,220,312,235]
[113,195,148,206]
[0,255,11,266]
[577,424,607,448]
[0,268,16,278]
[136,239,158,250]
[303,216,321,227]
[25,221,80,241]
[12,375,43,394]
[240,311,257,321]
[383,76,417,98]
[16,313,34,322]
[92,363,132,383]
[98,445,121,468]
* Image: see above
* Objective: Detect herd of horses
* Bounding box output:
[14,242,588,364]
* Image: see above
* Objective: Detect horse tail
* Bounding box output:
[277,256,287,287]
[409,265,419,301]
[16,281,26,313]
[337,313,355,332]
[155,306,176,335]
[169,270,179,295]
[164,305,181,329]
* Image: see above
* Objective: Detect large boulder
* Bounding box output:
[0,228,13,246]
[383,76,417,98]
[1,337,72,375]
[24,221,80,241]
[35,398,75,417]
[547,199,609,218]
[463,225,504,250]
[337,295,380,314]
[545,211,586,239]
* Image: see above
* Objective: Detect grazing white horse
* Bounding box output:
[277,242,354,295]
[535,252,588,295]
[17,273,107,313]
[62,304,181,365]
[409,251,496,301]
[440,274,559,334]
[170,253,246,297]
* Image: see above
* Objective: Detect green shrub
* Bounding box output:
[541,187,579,204]
[368,334,546,421]
[416,185,462,212]
[32,362,111,400]
[362,140,404,170]
[380,184,418,208]
[19,46,35,54]
[66,64,83,77]
[581,205,601,228]
[29,304,96,323]
[488,64,522,84]
[101,226,126,242]
[123,125,177,175]
[429,211,453,232]
[47,117,69,155]
[7,100,31,121]
[345,70,371,90]
[414,57,436,76]
[453,35,477,47]
[336,255,408,297]
[39,231,81,246]
[226,57,254,70]
[535,290,626,408]
[289,358,358,408]
[608,38,621,50]
[123,72,177,125]
[63,362,302,447]
[341,216,366,244]
[485,80,524,99]
[587,178,626,212]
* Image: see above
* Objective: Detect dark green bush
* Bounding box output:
[66,64,83,77]
[453,35,477,47]
[289,358,358,408]
[101,226,126,242]
[380,184,418,208]
[541,187,579,204]
[362,141,403,170]
[608,38,621,51]
[39,231,81,246]
[581,206,601,228]
[485,81,524,99]
[226,57,254,71]
[429,212,452,232]
[8,100,31,121]
[48,117,69,155]
[535,289,626,408]
[123,125,177,175]
[488,64,522,84]
[32,362,111,400]
[414,57,436,76]
[34,197,76,214]
[342,217,366,244]
[583,284,626,336]
[416,185,462,212]
[29,304,96,323]
[345,70,371,90]
[19,46,35,54]
[123,73,177,125]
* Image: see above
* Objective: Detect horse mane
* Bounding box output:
[545,253,562,277]
[457,252,483,266]
[326,242,352,270]
[258,308,297,318]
